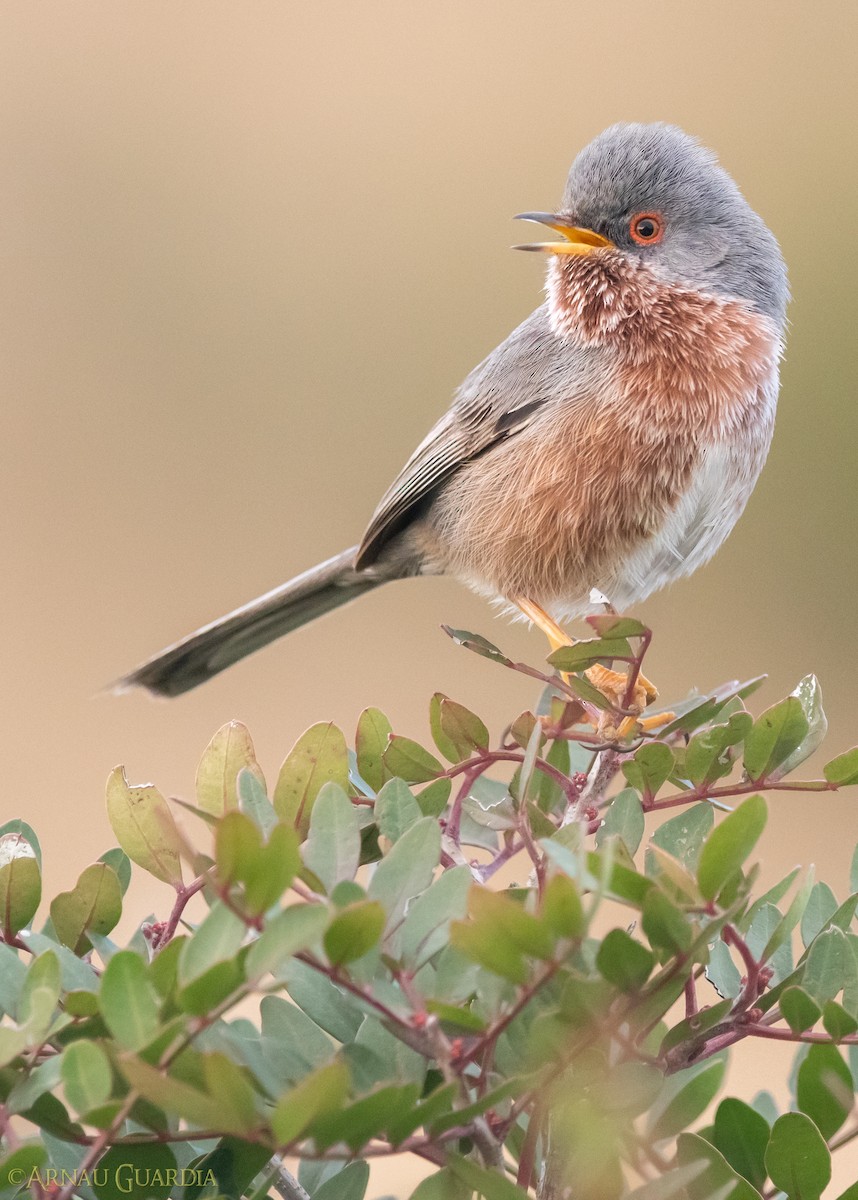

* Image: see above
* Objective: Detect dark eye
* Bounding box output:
[630,213,664,245]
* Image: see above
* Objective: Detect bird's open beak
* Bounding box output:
[513,212,614,255]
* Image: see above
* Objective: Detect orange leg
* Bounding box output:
[515,597,672,737]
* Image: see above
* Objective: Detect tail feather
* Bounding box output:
[116,546,382,697]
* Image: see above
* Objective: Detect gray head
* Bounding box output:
[524,124,788,325]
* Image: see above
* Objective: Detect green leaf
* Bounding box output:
[780,987,822,1034]
[314,1161,370,1200]
[0,834,41,937]
[711,1097,770,1191]
[803,927,857,1006]
[50,862,122,954]
[684,713,752,787]
[676,1132,767,1200]
[98,847,131,895]
[120,1051,248,1134]
[0,820,42,868]
[100,951,160,1050]
[93,1144,178,1200]
[648,1056,727,1141]
[400,865,472,967]
[659,675,766,738]
[743,696,809,782]
[447,1155,529,1199]
[324,900,385,965]
[0,1146,48,1194]
[596,928,654,991]
[586,615,648,638]
[801,882,838,948]
[596,789,645,855]
[178,901,247,984]
[442,626,512,666]
[274,722,350,837]
[105,766,184,886]
[450,920,527,984]
[759,869,816,964]
[705,940,742,1000]
[642,889,693,956]
[249,823,302,915]
[304,783,360,893]
[416,777,452,818]
[374,777,422,844]
[467,887,554,959]
[765,1111,831,1200]
[238,766,278,836]
[0,944,27,1016]
[260,994,335,1084]
[540,872,585,940]
[824,746,858,787]
[822,1000,858,1039]
[796,1043,853,1139]
[196,720,266,816]
[409,1168,472,1200]
[430,692,489,761]
[368,817,440,931]
[282,960,363,1044]
[215,809,262,884]
[61,1040,112,1115]
[312,1083,421,1152]
[247,903,329,978]
[622,743,675,799]
[548,635,633,672]
[649,803,714,871]
[697,795,767,901]
[19,950,60,1032]
[777,675,828,778]
[382,736,444,784]
[356,707,393,793]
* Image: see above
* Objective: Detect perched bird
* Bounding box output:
[120,123,788,706]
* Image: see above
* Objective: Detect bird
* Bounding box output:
[119,123,788,716]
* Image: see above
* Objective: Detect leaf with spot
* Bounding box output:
[274,722,350,837]
[429,692,489,761]
[196,720,266,817]
[355,707,392,793]
[105,766,184,886]
[0,832,41,937]
[50,862,122,955]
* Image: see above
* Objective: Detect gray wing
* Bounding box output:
[356,304,584,569]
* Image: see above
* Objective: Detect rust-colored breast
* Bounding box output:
[422,253,781,611]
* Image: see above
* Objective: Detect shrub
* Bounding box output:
[2,618,858,1200]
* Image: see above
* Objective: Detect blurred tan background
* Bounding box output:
[1,0,857,1193]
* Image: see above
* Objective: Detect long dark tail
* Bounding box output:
[116,546,383,697]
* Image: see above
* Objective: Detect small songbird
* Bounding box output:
[120,123,788,704]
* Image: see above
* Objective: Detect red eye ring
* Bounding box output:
[630,212,664,245]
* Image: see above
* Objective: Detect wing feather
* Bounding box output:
[356,305,569,568]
